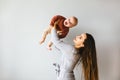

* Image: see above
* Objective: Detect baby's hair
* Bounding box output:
[72,16,78,26]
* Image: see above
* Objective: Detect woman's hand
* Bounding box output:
[57,31,62,35]
[54,20,60,28]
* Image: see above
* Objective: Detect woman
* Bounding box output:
[51,27,99,80]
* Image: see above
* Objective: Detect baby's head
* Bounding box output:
[64,16,78,28]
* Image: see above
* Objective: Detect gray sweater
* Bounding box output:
[51,28,81,80]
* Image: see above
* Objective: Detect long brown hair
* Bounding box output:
[78,33,98,80]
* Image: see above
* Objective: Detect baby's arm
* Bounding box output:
[39,25,52,44]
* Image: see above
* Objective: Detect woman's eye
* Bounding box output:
[79,36,82,39]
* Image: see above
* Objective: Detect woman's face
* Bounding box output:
[73,33,87,48]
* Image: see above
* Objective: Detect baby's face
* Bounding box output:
[64,17,78,28]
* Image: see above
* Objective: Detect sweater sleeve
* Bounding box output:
[50,15,59,26]
[51,28,74,53]
[51,28,63,47]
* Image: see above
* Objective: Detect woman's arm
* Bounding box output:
[51,28,73,52]
[51,27,60,44]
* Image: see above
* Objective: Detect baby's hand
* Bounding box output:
[47,46,52,50]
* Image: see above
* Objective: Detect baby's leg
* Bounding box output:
[47,41,53,50]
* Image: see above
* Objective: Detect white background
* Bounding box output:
[0,0,120,80]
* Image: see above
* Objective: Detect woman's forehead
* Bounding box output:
[80,33,87,39]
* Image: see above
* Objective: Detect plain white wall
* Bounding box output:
[0,0,120,80]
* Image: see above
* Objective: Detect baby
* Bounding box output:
[40,15,78,50]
